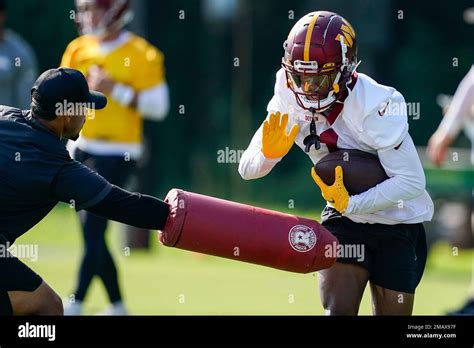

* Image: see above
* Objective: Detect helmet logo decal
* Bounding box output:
[321,62,336,73]
[335,21,356,48]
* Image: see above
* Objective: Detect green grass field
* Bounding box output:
[14,203,473,315]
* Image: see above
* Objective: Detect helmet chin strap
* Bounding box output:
[303,108,321,152]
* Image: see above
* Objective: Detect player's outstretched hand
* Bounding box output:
[311,165,349,213]
[261,112,299,159]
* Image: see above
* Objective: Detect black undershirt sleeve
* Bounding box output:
[51,160,170,230]
[85,186,170,231]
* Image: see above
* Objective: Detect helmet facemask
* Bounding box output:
[283,36,358,113]
[285,68,340,112]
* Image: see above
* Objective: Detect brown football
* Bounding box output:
[314,149,389,195]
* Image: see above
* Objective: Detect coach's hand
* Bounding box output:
[311,166,349,213]
[261,112,299,159]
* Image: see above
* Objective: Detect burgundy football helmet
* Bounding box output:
[75,0,133,37]
[282,11,359,112]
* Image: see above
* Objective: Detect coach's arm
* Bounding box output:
[51,160,169,230]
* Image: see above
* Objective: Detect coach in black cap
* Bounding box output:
[30,67,107,139]
[0,68,169,315]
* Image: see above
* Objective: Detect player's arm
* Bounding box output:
[89,67,170,121]
[127,47,170,121]
[312,133,426,215]
[312,91,426,215]
[88,46,169,121]
[345,133,426,215]
[428,65,474,165]
[238,112,298,180]
[51,160,169,230]
[239,68,300,180]
[344,92,426,214]
[436,65,474,139]
[133,82,170,121]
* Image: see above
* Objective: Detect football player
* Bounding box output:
[428,65,474,315]
[60,0,169,315]
[0,0,38,109]
[428,66,474,166]
[239,11,434,315]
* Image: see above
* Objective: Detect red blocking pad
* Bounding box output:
[159,189,338,273]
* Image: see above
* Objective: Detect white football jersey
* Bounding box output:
[239,68,434,225]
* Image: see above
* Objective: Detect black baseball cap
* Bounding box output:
[31,68,107,118]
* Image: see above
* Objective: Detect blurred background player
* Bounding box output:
[428,67,474,166]
[61,0,169,315]
[427,64,474,314]
[427,7,473,315]
[0,0,38,109]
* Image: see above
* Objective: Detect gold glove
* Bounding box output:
[311,165,349,213]
[261,112,299,159]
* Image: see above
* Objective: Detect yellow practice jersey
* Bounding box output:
[61,32,165,143]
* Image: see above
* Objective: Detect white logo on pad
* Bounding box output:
[288,225,317,252]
